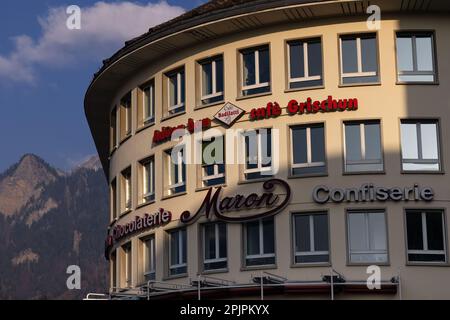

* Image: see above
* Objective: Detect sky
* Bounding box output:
[0,0,202,172]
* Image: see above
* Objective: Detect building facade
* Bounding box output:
[85,0,450,299]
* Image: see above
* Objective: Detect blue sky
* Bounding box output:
[0,0,200,172]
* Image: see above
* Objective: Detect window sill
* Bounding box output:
[240,265,277,272]
[109,218,119,228]
[196,184,227,192]
[163,273,189,281]
[338,82,381,88]
[109,147,118,158]
[119,134,132,146]
[401,170,445,175]
[288,172,328,179]
[136,122,155,134]
[291,262,331,268]
[342,170,385,176]
[161,111,186,123]
[396,81,439,86]
[199,268,229,276]
[346,262,390,267]
[136,200,156,210]
[119,209,132,218]
[237,177,274,185]
[406,262,449,267]
[284,85,325,93]
[236,91,272,101]
[195,100,225,110]
[161,191,187,201]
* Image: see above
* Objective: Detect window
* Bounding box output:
[111,179,117,220]
[340,34,379,84]
[165,148,186,196]
[200,136,225,187]
[199,55,224,105]
[169,229,187,276]
[122,243,132,288]
[240,45,271,96]
[344,121,383,173]
[120,92,132,140]
[139,80,155,127]
[290,124,326,176]
[242,129,273,180]
[166,68,185,115]
[293,213,329,264]
[110,107,117,151]
[288,38,323,89]
[121,167,132,213]
[400,120,441,172]
[111,251,117,290]
[245,217,275,267]
[143,236,156,281]
[203,223,227,271]
[406,210,446,263]
[347,210,388,264]
[396,32,437,83]
[139,157,155,204]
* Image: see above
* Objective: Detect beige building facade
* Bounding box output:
[85,0,450,299]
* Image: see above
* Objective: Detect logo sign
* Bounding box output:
[214,102,245,127]
[180,179,291,224]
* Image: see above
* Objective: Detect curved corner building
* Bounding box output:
[85,0,450,299]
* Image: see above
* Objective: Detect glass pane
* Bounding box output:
[290,42,305,78]
[368,212,387,251]
[180,71,185,104]
[261,129,272,168]
[314,214,329,252]
[401,123,419,160]
[426,212,444,251]
[398,75,435,82]
[263,218,275,254]
[292,127,307,164]
[204,224,216,260]
[202,62,213,95]
[181,229,187,264]
[216,58,224,93]
[341,37,358,73]
[361,36,378,73]
[348,213,368,252]
[345,124,362,162]
[311,126,325,163]
[421,123,438,160]
[218,223,227,259]
[295,215,310,252]
[406,212,424,251]
[397,36,414,71]
[245,133,258,170]
[416,36,433,71]
[296,254,329,264]
[308,40,322,77]
[170,232,179,265]
[365,123,382,161]
[169,74,177,106]
[246,221,260,255]
[243,51,256,86]
[259,48,270,84]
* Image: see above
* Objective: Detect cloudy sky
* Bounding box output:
[0,0,200,172]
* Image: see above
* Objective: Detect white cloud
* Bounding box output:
[0,1,185,83]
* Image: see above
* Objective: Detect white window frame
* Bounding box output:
[246,219,275,261]
[294,214,329,260]
[142,83,155,124]
[396,33,436,81]
[143,236,156,280]
[169,229,187,272]
[242,129,273,177]
[401,121,440,169]
[241,47,270,92]
[122,95,132,136]
[200,136,225,185]
[201,57,224,102]
[203,224,227,266]
[124,244,132,287]
[288,40,322,84]
[122,169,132,211]
[407,211,447,259]
[344,122,383,167]
[167,70,185,113]
[290,125,326,170]
[110,107,118,150]
[347,211,388,263]
[167,149,185,194]
[340,35,377,81]
[142,158,155,203]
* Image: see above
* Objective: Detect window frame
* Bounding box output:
[198,55,225,106]
[110,106,118,152]
[165,67,186,116]
[243,217,276,268]
[399,119,443,174]
[164,147,186,196]
[342,120,384,174]
[395,30,438,85]
[201,222,228,272]
[120,167,132,213]
[404,209,448,265]
[241,128,274,181]
[110,178,117,221]
[197,135,226,188]
[138,156,155,205]
[122,242,132,288]
[168,228,188,277]
[338,32,380,85]
[120,92,132,140]
[142,235,156,281]
[140,80,156,127]
[239,45,271,97]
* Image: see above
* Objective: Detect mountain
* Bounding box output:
[0,154,109,300]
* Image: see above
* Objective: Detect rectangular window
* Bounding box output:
[400,120,441,172]
[122,243,132,288]
[140,157,155,204]
[111,251,117,290]
[245,217,275,267]
[200,56,224,105]
[293,213,329,264]
[166,68,185,115]
[169,229,187,276]
[201,136,225,187]
[165,148,186,195]
[396,32,437,83]
[203,223,227,271]
[143,236,156,281]
[111,179,117,220]
[340,34,379,84]
[121,167,132,212]
[290,124,326,176]
[347,210,388,264]
[242,129,273,180]
[141,80,155,126]
[110,107,117,151]
[344,121,383,173]
[288,38,323,89]
[240,45,271,96]
[406,210,446,263]
[120,92,132,139]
